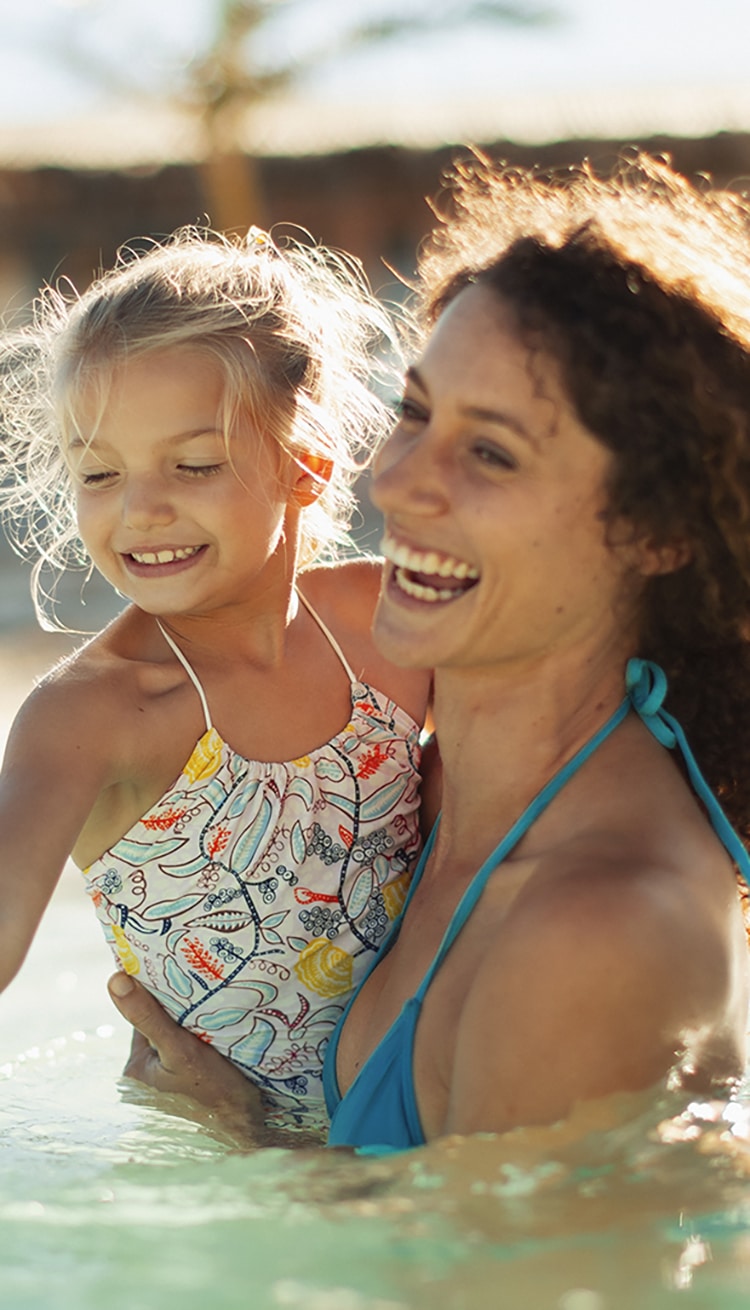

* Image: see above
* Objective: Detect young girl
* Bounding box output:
[0,226,430,1132]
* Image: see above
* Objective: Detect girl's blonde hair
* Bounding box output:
[0,225,398,620]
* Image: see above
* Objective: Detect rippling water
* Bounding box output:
[2,622,750,1309]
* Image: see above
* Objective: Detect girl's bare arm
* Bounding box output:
[0,675,115,989]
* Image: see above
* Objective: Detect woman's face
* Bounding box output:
[371,283,643,673]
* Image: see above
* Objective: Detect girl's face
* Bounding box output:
[371,283,645,674]
[67,348,296,617]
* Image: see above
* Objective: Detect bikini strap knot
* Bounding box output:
[625,657,676,747]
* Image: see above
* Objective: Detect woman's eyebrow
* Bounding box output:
[405,366,539,447]
[461,405,538,447]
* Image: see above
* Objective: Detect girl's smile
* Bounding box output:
[69,347,294,617]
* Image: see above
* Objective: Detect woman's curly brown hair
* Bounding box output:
[418,151,750,842]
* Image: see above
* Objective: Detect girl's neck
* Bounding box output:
[150,573,302,671]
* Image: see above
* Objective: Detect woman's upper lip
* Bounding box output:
[381,531,479,580]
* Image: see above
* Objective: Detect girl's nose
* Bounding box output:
[371,430,448,518]
[121,475,175,529]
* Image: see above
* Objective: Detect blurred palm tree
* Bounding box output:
[53,0,560,231]
[189,0,559,229]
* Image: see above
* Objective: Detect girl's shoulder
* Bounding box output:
[299,557,382,620]
[26,607,183,751]
[299,558,432,728]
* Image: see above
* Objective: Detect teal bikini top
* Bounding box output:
[323,660,750,1154]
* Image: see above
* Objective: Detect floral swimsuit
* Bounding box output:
[82,595,423,1130]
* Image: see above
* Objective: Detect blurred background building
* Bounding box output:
[1,0,750,625]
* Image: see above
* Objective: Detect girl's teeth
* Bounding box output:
[131,546,200,565]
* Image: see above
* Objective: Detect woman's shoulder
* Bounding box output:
[480,823,744,1060]
[446,834,747,1135]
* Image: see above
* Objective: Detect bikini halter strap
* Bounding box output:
[409,657,750,996]
[626,657,750,887]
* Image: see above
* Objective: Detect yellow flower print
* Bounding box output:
[183,728,223,784]
[292,755,311,768]
[111,923,140,976]
[294,938,353,998]
[382,870,412,920]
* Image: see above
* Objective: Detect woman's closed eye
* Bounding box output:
[472,440,517,472]
[394,396,429,427]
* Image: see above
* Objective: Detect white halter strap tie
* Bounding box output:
[155,590,357,734]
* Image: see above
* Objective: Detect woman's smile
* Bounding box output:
[381,531,479,603]
[370,284,636,671]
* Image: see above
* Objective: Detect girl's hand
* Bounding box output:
[107,972,266,1145]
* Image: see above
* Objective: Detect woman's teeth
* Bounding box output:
[382,535,479,603]
[394,569,464,602]
[130,546,201,565]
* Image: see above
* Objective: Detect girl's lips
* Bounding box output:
[122,544,208,576]
[129,545,203,565]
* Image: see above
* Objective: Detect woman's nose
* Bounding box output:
[371,430,448,517]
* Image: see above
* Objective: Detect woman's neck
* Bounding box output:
[431,639,632,859]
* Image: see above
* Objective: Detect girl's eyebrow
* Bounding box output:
[67,428,224,451]
[404,365,539,448]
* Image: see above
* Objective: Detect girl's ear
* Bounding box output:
[291,454,334,508]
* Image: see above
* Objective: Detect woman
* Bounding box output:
[108,153,750,1151]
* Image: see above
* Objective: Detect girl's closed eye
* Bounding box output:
[78,468,119,488]
[177,462,225,478]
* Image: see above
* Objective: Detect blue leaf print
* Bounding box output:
[306,1004,347,1029]
[229,1017,275,1068]
[202,776,231,810]
[165,955,194,999]
[320,789,356,819]
[261,911,289,930]
[285,775,314,807]
[373,855,391,886]
[116,836,187,864]
[197,1006,252,1032]
[262,929,282,945]
[290,820,306,865]
[226,778,261,819]
[188,910,257,933]
[142,894,204,921]
[219,795,273,873]
[347,867,374,920]
[359,776,408,824]
[156,852,211,877]
[287,936,308,952]
[314,758,345,782]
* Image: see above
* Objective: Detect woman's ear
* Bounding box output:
[291,454,334,508]
[634,534,692,578]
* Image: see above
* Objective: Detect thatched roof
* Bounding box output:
[3,81,750,170]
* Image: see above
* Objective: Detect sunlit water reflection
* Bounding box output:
[2,626,750,1309]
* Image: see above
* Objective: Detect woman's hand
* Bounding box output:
[107,972,266,1145]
